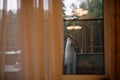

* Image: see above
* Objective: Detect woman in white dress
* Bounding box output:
[64,35,76,74]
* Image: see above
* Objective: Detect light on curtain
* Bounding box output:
[0,0,63,80]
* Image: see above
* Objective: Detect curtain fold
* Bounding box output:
[46,0,63,80]
[19,0,45,80]
[0,0,63,80]
[0,0,7,79]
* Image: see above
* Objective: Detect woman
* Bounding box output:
[64,35,76,74]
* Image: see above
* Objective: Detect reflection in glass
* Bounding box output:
[63,0,104,74]
[63,0,103,20]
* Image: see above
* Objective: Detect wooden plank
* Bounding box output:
[110,0,117,80]
[116,0,120,79]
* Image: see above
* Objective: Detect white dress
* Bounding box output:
[64,37,76,74]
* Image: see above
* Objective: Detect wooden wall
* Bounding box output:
[111,0,120,80]
[116,0,120,79]
[110,0,117,80]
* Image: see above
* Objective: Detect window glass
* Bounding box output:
[63,0,103,20]
[63,0,104,74]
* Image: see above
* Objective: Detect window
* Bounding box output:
[0,0,21,77]
[63,0,104,74]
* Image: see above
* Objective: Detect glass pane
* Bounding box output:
[63,0,103,20]
[64,20,104,53]
[63,20,104,74]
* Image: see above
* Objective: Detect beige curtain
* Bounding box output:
[0,0,63,80]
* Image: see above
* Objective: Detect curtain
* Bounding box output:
[0,0,63,80]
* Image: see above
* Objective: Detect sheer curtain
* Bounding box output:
[0,0,63,80]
